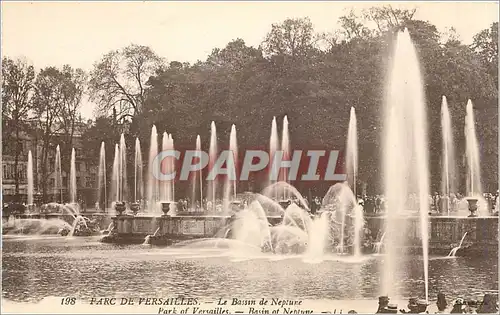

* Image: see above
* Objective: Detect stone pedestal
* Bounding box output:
[114,202,126,216]
[467,198,478,217]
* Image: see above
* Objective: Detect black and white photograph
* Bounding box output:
[1,1,499,314]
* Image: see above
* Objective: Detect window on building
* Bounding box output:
[86,177,95,188]
[6,165,14,179]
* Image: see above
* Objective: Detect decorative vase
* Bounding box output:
[467,198,478,217]
[114,202,126,216]
[130,202,140,215]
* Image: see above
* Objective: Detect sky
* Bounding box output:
[2,1,499,118]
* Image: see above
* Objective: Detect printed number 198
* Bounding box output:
[61,297,76,305]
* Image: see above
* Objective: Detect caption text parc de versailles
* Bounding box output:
[151,149,347,181]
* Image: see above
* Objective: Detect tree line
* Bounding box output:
[3,6,498,201]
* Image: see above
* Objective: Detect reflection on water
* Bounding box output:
[2,236,497,303]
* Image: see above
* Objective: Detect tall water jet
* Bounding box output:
[280,116,290,200]
[134,138,143,202]
[161,132,169,201]
[346,107,358,197]
[304,212,329,260]
[162,133,175,202]
[269,117,280,197]
[441,96,456,194]
[111,144,120,203]
[27,150,34,206]
[465,99,483,197]
[382,29,429,302]
[119,134,128,202]
[170,134,176,201]
[223,125,238,210]
[69,148,77,204]
[191,135,203,211]
[147,125,159,212]
[97,142,107,210]
[54,145,63,203]
[352,203,364,257]
[207,122,218,211]
[441,96,457,214]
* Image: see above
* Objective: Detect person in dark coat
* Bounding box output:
[436,292,448,312]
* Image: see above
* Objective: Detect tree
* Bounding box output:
[471,22,498,86]
[339,9,372,41]
[2,57,36,196]
[88,44,165,119]
[55,65,87,181]
[262,17,317,58]
[362,5,416,34]
[32,67,68,200]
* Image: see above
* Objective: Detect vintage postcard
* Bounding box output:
[1,1,498,314]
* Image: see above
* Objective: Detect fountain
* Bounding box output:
[262,181,310,211]
[119,134,128,202]
[373,232,386,254]
[382,29,429,301]
[447,232,468,257]
[147,125,159,213]
[110,135,128,214]
[269,117,279,197]
[134,138,143,204]
[191,135,203,211]
[161,132,169,202]
[111,144,120,204]
[130,138,142,214]
[69,148,77,204]
[27,151,34,212]
[157,132,176,216]
[465,99,488,215]
[223,125,238,211]
[346,107,358,197]
[207,122,218,211]
[160,133,175,202]
[321,182,363,255]
[304,211,329,259]
[280,116,290,199]
[54,145,63,203]
[97,142,106,211]
[441,96,456,215]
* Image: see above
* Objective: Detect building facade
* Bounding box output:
[2,122,98,205]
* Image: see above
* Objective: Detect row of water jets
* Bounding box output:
[29,87,483,218]
[92,116,291,213]
[21,30,486,304]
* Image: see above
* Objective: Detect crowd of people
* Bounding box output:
[359,191,499,215]
[138,190,500,216]
[372,293,498,314]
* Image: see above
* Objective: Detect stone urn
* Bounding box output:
[130,202,140,215]
[161,202,177,216]
[114,201,126,216]
[467,198,478,217]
